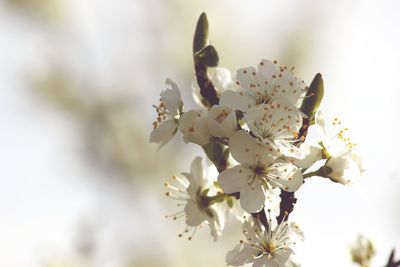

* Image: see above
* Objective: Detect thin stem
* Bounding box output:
[303,170,320,179]
[252,208,269,230]
[276,191,296,224]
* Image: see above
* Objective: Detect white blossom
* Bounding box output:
[207,105,237,138]
[226,216,304,267]
[218,131,303,213]
[178,109,211,145]
[150,78,183,148]
[324,152,363,185]
[165,157,228,241]
[220,59,306,112]
[311,112,364,183]
[245,101,304,158]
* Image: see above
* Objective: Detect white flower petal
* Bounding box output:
[149,119,177,148]
[268,163,303,192]
[182,172,197,198]
[218,165,249,194]
[273,248,293,266]
[272,75,306,105]
[161,78,182,116]
[212,202,229,229]
[273,139,305,159]
[240,183,266,213]
[293,143,322,169]
[264,188,281,215]
[220,90,254,112]
[229,130,276,166]
[242,217,261,241]
[325,155,351,184]
[178,109,211,145]
[288,222,305,242]
[210,67,234,91]
[236,66,261,91]
[253,255,279,267]
[245,102,302,144]
[184,200,206,226]
[314,110,326,137]
[226,244,258,266]
[207,105,237,138]
[189,156,204,189]
[258,59,279,80]
[207,216,221,241]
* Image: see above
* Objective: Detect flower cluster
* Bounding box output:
[150,13,364,267]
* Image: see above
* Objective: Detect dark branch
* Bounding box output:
[252,208,269,230]
[386,249,400,267]
[276,190,297,224]
[194,60,219,106]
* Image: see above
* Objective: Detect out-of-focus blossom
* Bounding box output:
[226,216,304,267]
[350,235,375,267]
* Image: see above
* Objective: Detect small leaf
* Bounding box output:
[193,12,209,54]
[300,73,324,124]
[194,45,219,67]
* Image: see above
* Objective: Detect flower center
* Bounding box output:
[152,100,182,129]
[247,165,270,189]
[254,166,266,175]
[254,91,271,105]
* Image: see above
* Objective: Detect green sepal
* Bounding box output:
[300,73,324,124]
[227,196,234,208]
[201,188,210,197]
[193,12,209,54]
[223,147,230,160]
[205,208,214,218]
[194,45,219,67]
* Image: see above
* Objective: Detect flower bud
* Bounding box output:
[321,152,362,185]
[193,12,209,54]
[300,73,324,124]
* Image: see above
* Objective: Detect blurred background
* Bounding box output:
[0,0,399,266]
